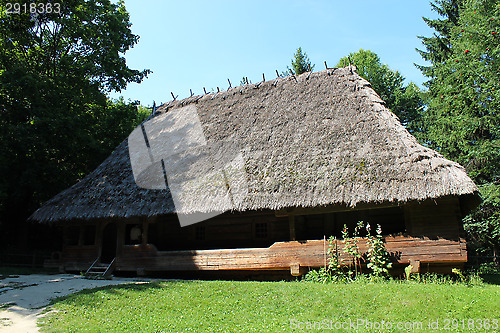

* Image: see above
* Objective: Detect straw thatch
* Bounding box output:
[31,67,479,223]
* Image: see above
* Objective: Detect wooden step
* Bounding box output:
[85,258,115,279]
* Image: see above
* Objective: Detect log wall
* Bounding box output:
[112,236,467,274]
[56,196,468,275]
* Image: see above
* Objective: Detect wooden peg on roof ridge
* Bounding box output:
[275,70,280,78]
[324,61,329,70]
[203,87,207,94]
[190,89,193,97]
[171,92,176,101]
[228,78,232,89]
[262,73,265,82]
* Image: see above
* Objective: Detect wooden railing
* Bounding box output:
[103,257,116,277]
[85,256,100,275]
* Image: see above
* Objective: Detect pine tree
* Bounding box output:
[421,0,500,264]
[288,47,314,75]
[416,0,464,82]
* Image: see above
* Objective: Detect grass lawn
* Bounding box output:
[38,278,500,333]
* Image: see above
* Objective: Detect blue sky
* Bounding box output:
[111,1,439,105]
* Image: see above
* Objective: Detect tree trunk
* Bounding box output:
[493,245,500,268]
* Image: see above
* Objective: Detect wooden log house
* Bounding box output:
[31,67,480,277]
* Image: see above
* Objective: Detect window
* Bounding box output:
[255,223,268,239]
[125,224,142,245]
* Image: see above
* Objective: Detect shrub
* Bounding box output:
[366,224,392,276]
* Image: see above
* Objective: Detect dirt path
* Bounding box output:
[0,274,154,332]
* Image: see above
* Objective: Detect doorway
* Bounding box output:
[101,222,117,264]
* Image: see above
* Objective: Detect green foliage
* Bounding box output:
[305,222,392,283]
[336,49,424,134]
[419,0,500,263]
[303,236,347,283]
[366,224,392,276]
[478,261,500,274]
[0,0,150,93]
[287,47,314,75]
[0,0,149,246]
[421,0,500,181]
[464,183,500,261]
[404,264,414,281]
[403,266,484,285]
[326,236,344,279]
[452,267,466,283]
[342,222,364,276]
[417,0,464,80]
[302,266,334,284]
[86,98,149,160]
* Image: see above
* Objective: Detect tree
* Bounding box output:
[419,0,500,264]
[287,47,314,75]
[416,0,464,81]
[464,184,500,265]
[336,49,424,134]
[0,0,150,249]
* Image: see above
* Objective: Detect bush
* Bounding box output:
[304,221,392,283]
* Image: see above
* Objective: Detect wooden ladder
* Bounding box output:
[85,257,116,279]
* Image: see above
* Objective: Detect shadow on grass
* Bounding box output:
[481,274,500,285]
[48,280,196,306]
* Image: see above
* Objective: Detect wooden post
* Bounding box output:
[459,238,467,260]
[116,222,125,258]
[410,259,421,273]
[289,215,296,241]
[78,226,85,246]
[323,235,327,268]
[142,218,149,246]
[95,223,103,258]
[290,263,300,276]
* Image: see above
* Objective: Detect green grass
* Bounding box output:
[38,278,500,333]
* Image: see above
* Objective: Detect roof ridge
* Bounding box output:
[155,66,357,115]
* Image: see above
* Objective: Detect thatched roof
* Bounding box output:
[31,66,479,223]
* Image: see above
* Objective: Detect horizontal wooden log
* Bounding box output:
[62,245,98,261]
[113,236,467,272]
